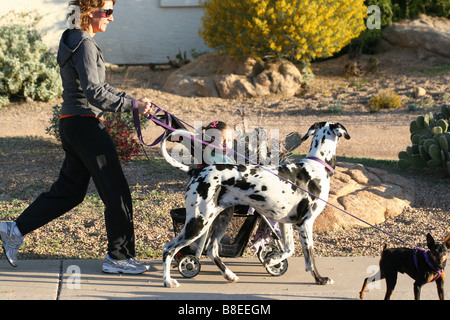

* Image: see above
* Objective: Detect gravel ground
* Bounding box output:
[0,50,449,260]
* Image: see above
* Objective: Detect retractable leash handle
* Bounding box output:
[132,100,172,147]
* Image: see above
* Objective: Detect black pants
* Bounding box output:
[15,116,135,260]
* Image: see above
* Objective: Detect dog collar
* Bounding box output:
[413,248,443,282]
[306,157,335,174]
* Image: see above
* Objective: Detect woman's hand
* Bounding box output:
[136,98,152,117]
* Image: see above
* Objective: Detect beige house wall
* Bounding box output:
[0,0,211,64]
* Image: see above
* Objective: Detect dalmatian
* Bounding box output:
[160,122,350,288]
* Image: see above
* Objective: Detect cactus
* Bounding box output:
[441,104,450,119]
[398,104,450,175]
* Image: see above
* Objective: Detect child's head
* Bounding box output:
[203,121,233,148]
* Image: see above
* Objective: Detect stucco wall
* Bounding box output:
[0,0,211,64]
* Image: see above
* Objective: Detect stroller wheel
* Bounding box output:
[257,242,278,264]
[178,255,201,278]
[264,252,289,277]
[259,243,289,276]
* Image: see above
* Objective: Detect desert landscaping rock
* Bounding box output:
[314,163,415,232]
[381,15,450,60]
[413,86,426,98]
[163,53,303,99]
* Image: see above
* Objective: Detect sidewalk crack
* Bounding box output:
[56,260,63,300]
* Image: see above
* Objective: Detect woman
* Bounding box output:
[0,0,153,274]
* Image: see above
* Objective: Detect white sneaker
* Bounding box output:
[0,222,24,267]
[102,254,149,274]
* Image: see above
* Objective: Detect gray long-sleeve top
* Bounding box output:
[56,28,134,118]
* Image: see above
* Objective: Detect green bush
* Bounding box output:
[46,104,63,142]
[391,0,449,20]
[398,104,450,175]
[0,24,62,107]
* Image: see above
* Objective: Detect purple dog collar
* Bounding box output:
[306,157,335,174]
[413,247,443,282]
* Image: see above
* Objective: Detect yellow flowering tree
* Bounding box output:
[199,0,367,66]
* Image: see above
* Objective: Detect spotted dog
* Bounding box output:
[160,122,350,288]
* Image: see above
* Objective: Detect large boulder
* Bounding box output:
[314,163,415,232]
[381,15,450,59]
[163,53,303,99]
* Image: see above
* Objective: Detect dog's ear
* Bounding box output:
[332,123,350,140]
[301,124,316,141]
[302,122,325,141]
[426,233,436,249]
[444,234,450,249]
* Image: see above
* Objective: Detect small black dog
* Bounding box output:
[360,233,450,300]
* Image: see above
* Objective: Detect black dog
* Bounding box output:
[360,233,450,300]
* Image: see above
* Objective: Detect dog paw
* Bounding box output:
[164,278,180,288]
[317,277,334,285]
[224,270,239,283]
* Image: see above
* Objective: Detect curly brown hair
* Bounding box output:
[67,0,116,31]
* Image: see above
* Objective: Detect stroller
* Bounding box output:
[133,107,301,279]
[169,205,289,278]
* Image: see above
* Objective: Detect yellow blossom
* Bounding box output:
[199,0,366,62]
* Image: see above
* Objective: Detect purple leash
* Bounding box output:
[133,100,228,151]
[132,100,169,147]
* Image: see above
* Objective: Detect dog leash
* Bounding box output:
[132,100,169,147]
[133,100,228,152]
[133,102,415,248]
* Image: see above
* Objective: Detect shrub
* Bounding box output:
[46,105,147,163]
[369,90,403,112]
[398,104,450,175]
[46,104,63,142]
[391,0,450,20]
[0,24,62,107]
[199,0,367,65]
[104,112,144,163]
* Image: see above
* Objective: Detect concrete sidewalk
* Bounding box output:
[0,257,447,300]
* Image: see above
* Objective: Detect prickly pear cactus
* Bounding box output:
[398,104,450,174]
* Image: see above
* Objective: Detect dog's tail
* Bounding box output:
[160,129,194,173]
[380,244,388,258]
